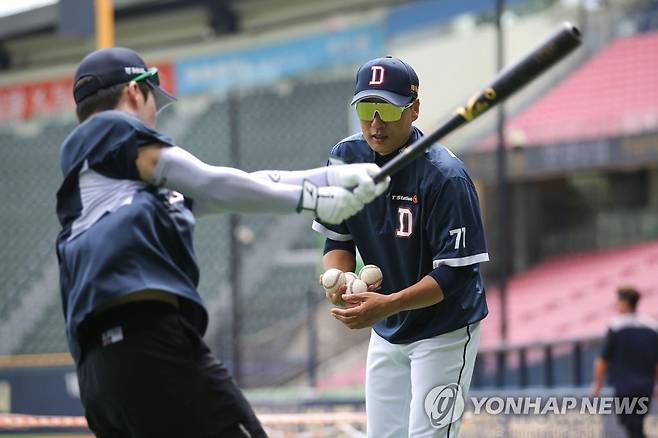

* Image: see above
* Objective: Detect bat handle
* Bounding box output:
[372,170,388,185]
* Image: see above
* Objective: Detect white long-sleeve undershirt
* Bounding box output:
[152,146,329,216]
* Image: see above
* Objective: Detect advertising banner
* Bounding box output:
[0,62,174,122]
[176,24,384,95]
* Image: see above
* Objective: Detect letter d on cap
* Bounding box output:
[369,66,385,85]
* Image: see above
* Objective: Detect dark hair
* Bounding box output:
[617,286,640,311]
[74,76,150,122]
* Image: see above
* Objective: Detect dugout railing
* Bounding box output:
[473,334,604,390]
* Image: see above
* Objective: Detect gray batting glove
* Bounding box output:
[298,180,364,224]
[327,164,391,204]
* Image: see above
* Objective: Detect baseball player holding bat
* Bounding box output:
[313,56,489,437]
[312,24,581,438]
[56,47,389,438]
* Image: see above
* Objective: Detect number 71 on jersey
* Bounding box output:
[450,227,466,249]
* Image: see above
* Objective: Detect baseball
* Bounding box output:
[344,271,358,283]
[359,264,383,289]
[322,268,346,297]
[346,278,368,294]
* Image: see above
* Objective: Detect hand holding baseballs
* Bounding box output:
[321,265,384,307]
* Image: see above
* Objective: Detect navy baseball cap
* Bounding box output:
[351,56,419,106]
[73,47,176,111]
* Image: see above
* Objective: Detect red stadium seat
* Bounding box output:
[478,30,658,149]
[481,239,658,347]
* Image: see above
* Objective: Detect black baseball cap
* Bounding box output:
[351,56,419,107]
[73,47,176,111]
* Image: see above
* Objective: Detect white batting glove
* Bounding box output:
[327,164,391,204]
[298,180,364,224]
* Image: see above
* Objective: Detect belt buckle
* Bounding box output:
[101,326,124,346]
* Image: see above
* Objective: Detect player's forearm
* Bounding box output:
[251,168,328,187]
[152,146,301,214]
[387,275,445,313]
[252,166,391,207]
[323,249,356,273]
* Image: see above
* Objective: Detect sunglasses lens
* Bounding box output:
[355,103,373,121]
[356,102,404,122]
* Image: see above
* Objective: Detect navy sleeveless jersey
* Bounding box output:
[56,110,207,363]
[313,127,489,344]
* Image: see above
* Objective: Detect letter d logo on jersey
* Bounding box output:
[369,66,385,85]
[424,383,465,429]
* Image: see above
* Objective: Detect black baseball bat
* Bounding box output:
[372,22,582,183]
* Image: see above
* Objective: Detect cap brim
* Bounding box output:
[150,82,177,112]
[350,90,412,106]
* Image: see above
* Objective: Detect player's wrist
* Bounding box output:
[384,292,405,316]
[297,179,319,214]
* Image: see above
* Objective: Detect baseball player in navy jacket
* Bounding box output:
[314,57,489,437]
[57,47,390,438]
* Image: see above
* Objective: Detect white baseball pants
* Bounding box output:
[365,323,480,438]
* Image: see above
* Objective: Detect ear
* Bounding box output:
[124,82,143,106]
[411,99,420,121]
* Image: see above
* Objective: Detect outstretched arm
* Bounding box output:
[135,145,388,223]
[149,146,306,215]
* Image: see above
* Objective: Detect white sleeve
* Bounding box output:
[152,146,303,216]
[250,168,329,187]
